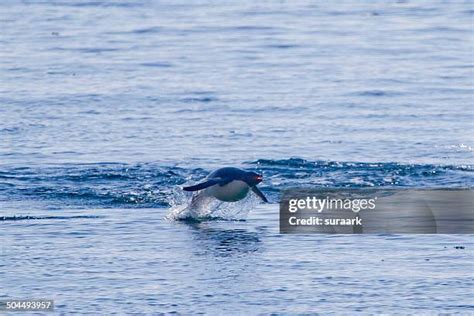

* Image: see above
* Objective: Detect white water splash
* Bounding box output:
[165,187,259,221]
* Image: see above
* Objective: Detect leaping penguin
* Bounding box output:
[183,167,268,203]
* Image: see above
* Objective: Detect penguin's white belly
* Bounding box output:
[205,180,250,202]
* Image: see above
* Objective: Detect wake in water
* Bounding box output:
[165,186,259,221]
[0,158,471,212]
[0,215,102,221]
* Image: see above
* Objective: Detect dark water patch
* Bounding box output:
[47,1,143,8]
[230,105,309,113]
[0,127,20,133]
[172,108,215,114]
[350,90,404,97]
[0,159,471,210]
[76,47,121,54]
[181,96,218,103]
[140,62,173,68]
[77,110,101,115]
[0,163,205,209]
[49,47,120,53]
[4,67,30,72]
[250,158,474,189]
[0,215,102,222]
[264,44,300,49]
[185,225,261,257]
[413,26,471,34]
[132,27,163,34]
[233,25,277,32]
[174,216,247,223]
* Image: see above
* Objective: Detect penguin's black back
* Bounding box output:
[209,167,247,180]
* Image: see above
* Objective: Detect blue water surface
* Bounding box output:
[1,0,473,314]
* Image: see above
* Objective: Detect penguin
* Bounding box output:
[182,167,268,203]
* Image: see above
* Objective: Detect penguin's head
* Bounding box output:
[244,171,263,186]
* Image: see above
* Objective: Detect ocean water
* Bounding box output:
[1,0,473,314]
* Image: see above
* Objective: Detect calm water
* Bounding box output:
[1,0,473,314]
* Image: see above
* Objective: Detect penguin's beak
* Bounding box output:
[255,175,263,183]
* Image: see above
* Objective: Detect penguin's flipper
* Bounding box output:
[183,178,228,192]
[251,186,268,203]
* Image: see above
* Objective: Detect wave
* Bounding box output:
[0,215,102,221]
[0,159,472,210]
